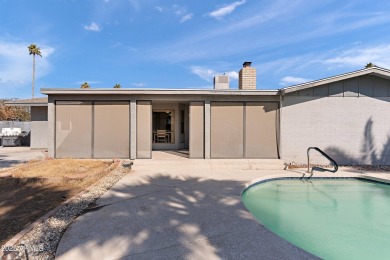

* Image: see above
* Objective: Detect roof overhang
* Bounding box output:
[41,88,279,96]
[279,66,390,95]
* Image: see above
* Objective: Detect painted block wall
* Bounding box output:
[281,76,390,165]
[30,121,48,149]
[31,106,48,149]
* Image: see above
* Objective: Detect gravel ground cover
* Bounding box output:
[0,159,115,246]
[1,161,131,260]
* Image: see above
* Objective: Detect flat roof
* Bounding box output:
[40,88,279,96]
[5,97,48,107]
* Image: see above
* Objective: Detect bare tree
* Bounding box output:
[0,99,30,121]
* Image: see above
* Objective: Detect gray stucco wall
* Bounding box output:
[281,75,390,165]
[30,121,48,149]
[31,106,48,149]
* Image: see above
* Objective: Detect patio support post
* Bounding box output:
[130,100,137,159]
[204,100,211,159]
[47,96,55,158]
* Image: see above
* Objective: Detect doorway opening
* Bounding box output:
[151,102,189,153]
[152,110,175,144]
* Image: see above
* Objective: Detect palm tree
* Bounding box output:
[28,44,42,99]
[365,62,375,68]
[113,84,121,88]
[81,82,91,88]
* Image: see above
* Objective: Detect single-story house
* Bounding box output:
[7,63,390,165]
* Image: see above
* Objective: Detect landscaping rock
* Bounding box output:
[11,162,130,260]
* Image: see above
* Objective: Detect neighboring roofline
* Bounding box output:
[279,66,390,95]
[40,88,279,96]
[5,97,48,107]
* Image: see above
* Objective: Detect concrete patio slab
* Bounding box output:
[0,147,45,170]
[55,160,389,260]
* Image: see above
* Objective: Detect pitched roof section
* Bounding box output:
[279,66,390,95]
[5,97,48,106]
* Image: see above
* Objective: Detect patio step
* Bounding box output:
[133,159,286,170]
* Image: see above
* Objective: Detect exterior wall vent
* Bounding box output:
[214,75,230,89]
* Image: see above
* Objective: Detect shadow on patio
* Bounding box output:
[55,174,315,259]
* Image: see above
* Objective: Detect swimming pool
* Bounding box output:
[241,178,390,259]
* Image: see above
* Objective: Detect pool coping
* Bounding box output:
[242,171,390,194]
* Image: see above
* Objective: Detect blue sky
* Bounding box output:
[1,0,390,98]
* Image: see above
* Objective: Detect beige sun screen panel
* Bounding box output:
[94,102,130,158]
[137,101,152,158]
[189,102,204,158]
[211,102,244,158]
[56,101,92,158]
[245,102,279,158]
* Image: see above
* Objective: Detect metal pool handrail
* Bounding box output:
[307,147,338,173]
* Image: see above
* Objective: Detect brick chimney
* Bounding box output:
[239,61,256,90]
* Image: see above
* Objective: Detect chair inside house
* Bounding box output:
[156,130,168,143]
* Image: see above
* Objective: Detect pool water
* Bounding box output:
[241,179,390,259]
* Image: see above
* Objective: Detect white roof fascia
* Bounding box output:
[40,89,279,96]
[279,67,390,95]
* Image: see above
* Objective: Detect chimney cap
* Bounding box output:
[243,61,252,67]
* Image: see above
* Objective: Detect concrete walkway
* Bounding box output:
[56,160,389,260]
[0,147,45,171]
